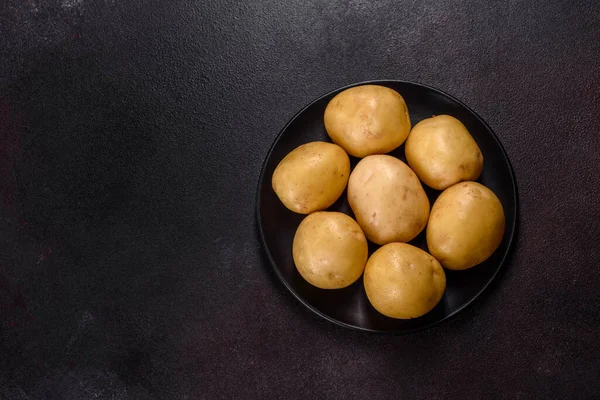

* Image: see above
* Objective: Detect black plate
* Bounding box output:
[256,80,518,334]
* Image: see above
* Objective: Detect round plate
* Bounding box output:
[256,80,518,334]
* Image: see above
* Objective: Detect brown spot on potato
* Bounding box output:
[437,233,450,243]
[360,124,373,138]
[467,188,483,199]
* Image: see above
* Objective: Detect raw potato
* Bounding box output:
[348,155,430,245]
[272,141,350,214]
[427,181,505,270]
[293,212,368,289]
[364,243,446,319]
[324,85,411,158]
[405,115,483,190]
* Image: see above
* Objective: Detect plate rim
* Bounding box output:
[255,79,519,334]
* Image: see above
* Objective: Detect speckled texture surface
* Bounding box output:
[0,0,599,399]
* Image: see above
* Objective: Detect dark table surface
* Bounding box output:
[1,1,599,399]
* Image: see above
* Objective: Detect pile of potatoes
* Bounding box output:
[272,85,505,319]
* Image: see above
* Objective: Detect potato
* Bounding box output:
[324,85,411,158]
[364,243,446,319]
[293,211,368,289]
[427,181,505,270]
[405,115,483,190]
[348,155,429,245]
[272,141,350,214]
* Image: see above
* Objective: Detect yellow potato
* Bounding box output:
[405,115,483,190]
[293,212,368,289]
[348,155,429,245]
[427,181,505,270]
[272,141,350,214]
[364,243,446,319]
[324,85,411,158]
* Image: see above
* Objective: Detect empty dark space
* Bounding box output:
[1,1,599,399]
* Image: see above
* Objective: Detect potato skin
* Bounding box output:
[293,212,368,289]
[364,243,446,319]
[348,155,430,245]
[272,141,350,214]
[324,85,411,158]
[405,115,483,190]
[427,181,505,270]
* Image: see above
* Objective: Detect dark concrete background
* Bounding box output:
[1,0,599,399]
